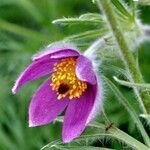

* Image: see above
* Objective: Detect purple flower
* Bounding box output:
[12,43,102,143]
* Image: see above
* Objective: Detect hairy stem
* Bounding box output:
[114,76,150,90]
[54,117,150,150]
[97,0,150,114]
[104,77,150,147]
[89,122,150,150]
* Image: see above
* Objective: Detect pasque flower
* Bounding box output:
[12,43,102,143]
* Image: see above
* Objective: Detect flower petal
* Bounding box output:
[75,55,96,85]
[86,76,103,124]
[62,83,97,143]
[29,79,69,127]
[32,42,80,61]
[12,58,58,94]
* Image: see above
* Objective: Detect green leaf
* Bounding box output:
[42,140,113,150]
[111,0,132,19]
[0,19,49,42]
[140,114,150,120]
[79,13,102,20]
[138,0,150,5]
[0,0,44,24]
[47,118,149,150]
[41,139,62,150]
[101,65,127,77]
[64,29,107,42]
[18,0,44,24]
[52,13,103,25]
[84,122,149,150]
[0,0,16,6]
[104,76,150,147]
[113,76,150,91]
[53,145,113,150]
[0,126,18,150]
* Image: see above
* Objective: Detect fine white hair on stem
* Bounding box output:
[134,20,150,47]
[141,24,150,40]
[84,36,110,72]
[84,37,106,60]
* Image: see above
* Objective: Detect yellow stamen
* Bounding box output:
[50,57,87,100]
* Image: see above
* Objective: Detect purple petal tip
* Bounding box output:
[62,138,71,143]
[76,55,97,85]
[29,121,36,127]
[62,134,80,143]
[12,86,17,94]
[32,42,80,61]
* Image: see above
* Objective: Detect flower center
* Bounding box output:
[50,57,87,100]
[58,83,70,94]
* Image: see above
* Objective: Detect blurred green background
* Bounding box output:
[0,0,150,150]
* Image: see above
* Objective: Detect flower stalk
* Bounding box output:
[97,0,150,114]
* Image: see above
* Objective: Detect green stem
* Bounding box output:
[97,0,150,114]
[104,77,150,147]
[114,76,150,91]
